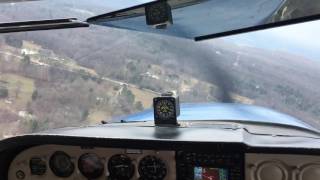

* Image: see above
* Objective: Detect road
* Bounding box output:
[101,76,160,95]
[0,50,23,59]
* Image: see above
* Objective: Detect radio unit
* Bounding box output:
[176,151,244,180]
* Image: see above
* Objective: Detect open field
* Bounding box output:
[129,86,157,108]
[0,73,34,110]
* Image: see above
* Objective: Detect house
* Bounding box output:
[21,41,42,55]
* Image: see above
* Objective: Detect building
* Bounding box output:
[21,41,42,55]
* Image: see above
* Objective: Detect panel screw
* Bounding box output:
[16,170,25,180]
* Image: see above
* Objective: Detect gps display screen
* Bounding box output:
[194,167,228,180]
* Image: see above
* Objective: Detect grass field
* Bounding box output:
[0,73,35,138]
[231,93,255,105]
[88,110,111,124]
[129,86,157,108]
[87,87,157,124]
[0,73,35,110]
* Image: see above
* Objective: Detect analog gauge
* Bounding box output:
[155,99,175,120]
[78,153,104,179]
[30,157,46,175]
[139,155,167,180]
[108,154,135,180]
[49,151,74,177]
[255,161,288,180]
[298,164,320,180]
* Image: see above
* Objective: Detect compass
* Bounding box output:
[153,91,180,126]
[145,1,173,28]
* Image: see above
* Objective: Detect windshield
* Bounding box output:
[0,1,320,138]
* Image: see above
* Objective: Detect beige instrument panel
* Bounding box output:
[246,153,320,180]
[8,145,176,180]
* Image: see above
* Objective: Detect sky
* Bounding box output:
[224,20,320,60]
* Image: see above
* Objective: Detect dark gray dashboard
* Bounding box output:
[1,122,320,180]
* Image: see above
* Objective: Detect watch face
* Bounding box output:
[155,98,175,120]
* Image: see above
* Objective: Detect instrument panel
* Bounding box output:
[246,154,320,180]
[7,144,320,180]
[8,145,176,180]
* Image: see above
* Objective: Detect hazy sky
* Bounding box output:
[225,20,320,60]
